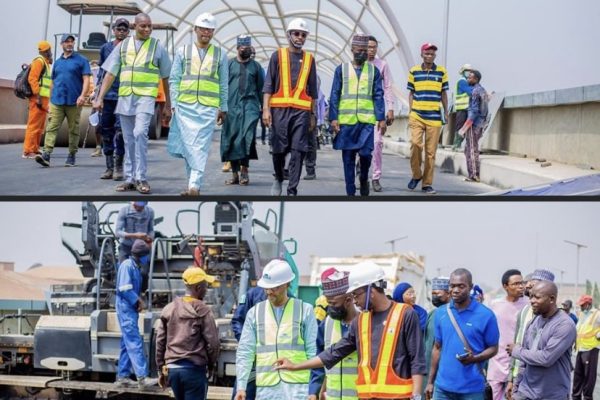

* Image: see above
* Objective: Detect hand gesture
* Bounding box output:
[273,358,295,371]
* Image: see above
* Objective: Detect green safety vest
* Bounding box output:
[37,56,52,98]
[454,78,469,111]
[255,298,310,387]
[177,44,221,107]
[118,37,160,98]
[338,62,376,125]
[324,316,358,400]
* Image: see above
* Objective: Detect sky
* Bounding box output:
[1,0,599,104]
[0,201,598,293]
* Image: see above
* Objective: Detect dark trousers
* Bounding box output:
[101,99,124,156]
[169,366,208,400]
[453,109,468,148]
[305,127,318,175]
[231,158,249,173]
[232,378,257,400]
[273,150,305,195]
[259,119,267,143]
[342,150,371,195]
[573,348,599,400]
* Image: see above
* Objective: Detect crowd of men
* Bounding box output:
[22,13,488,196]
[108,214,599,400]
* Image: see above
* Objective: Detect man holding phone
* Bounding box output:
[425,268,499,400]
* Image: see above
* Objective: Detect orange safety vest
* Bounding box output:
[270,48,313,111]
[356,302,413,399]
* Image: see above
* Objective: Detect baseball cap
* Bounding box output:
[182,267,216,285]
[38,41,52,52]
[578,294,593,306]
[133,201,147,207]
[60,34,76,43]
[421,42,438,51]
[113,18,130,28]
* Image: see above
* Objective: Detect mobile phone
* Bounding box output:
[456,351,471,360]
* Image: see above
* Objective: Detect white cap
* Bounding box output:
[257,259,295,289]
[459,63,473,74]
[195,13,217,30]
[287,18,309,34]
[88,111,99,127]
[346,261,386,294]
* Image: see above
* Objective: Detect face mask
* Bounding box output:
[327,305,347,321]
[239,48,252,60]
[353,51,368,65]
[432,295,446,308]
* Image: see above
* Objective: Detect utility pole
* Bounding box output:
[385,236,408,253]
[441,0,450,68]
[564,240,587,299]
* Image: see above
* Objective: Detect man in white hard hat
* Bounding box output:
[235,259,318,400]
[275,262,426,400]
[452,63,473,151]
[263,18,319,196]
[167,12,229,195]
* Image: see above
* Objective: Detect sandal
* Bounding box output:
[115,182,136,192]
[136,180,152,194]
[225,174,240,185]
[239,172,249,186]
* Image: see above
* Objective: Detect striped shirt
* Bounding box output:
[407,63,448,126]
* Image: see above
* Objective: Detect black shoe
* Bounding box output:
[65,153,76,167]
[422,186,437,194]
[35,152,51,167]
[304,174,316,180]
[359,180,370,196]
[408,178,422,190]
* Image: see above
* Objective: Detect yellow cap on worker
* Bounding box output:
[38,41,52,52]
[182,267,216,285]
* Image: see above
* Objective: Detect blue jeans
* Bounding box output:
[169,366,208,400]
[434,387,484,400]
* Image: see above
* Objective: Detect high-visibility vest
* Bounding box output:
[356,302,412,399]
[270,48,313,111]
[177,44,221,107]
[324,316,358,400]
[255,298,310,387]
[37,56,52,98]
[454,78,469,111]
[338,62,376,126]
[118,37,160,98]
[576,309,600,351]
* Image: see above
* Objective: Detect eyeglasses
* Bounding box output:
[291,31,307,38]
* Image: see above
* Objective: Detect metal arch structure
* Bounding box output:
[138,0,416,106]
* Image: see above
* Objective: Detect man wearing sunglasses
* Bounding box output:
[263,18,319,196]
[95,18,130,181]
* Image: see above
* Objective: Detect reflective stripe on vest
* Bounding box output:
[270,48,313,111]
[36,57,52,98]
[177,44,221,107]
[324,316,358,400]
[255,298,310,387]
[338,63,376,126]
[576,309,600,351]
[356,303,412,399]
[118,37,160,98]
[454,78,469,111]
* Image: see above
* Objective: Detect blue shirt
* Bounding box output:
[97,40,122,100]
[467,83,488,128]
[434,300,499,394]
[51,52,92,106]
[457,78,473,97]
[116,257,142,308]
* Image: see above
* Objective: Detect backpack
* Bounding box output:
[14,57,46,99]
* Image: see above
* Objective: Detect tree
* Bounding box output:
[586,279,592,295]
[594,282,600,308]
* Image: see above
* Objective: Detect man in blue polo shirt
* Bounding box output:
[426,268,499,400]
[36,34,91,168]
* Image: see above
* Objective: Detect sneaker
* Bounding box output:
[407,178,421,190]
[35,152,51,167]
[114,377,136,388]
[91,146,102,157]
[422,186,437,194]
[65,153,76,167]
[372,179,382,192]
[303,174,316,180]
[137,377,158,389]
[22,153,37,159]
[359,179,370,196]
[270,180,283,196]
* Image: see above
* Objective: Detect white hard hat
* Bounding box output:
[195,13,217,30]
[257,259,295,289]
[346,261,386,294]
[287,18,309,34]
[459,63,473,74]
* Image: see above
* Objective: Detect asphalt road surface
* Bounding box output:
[0,135,496,197]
